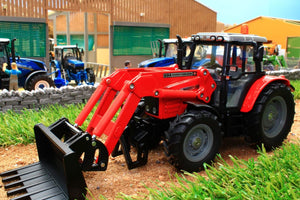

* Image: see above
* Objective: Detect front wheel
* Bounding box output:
[246,82,295,150]
[164,110,222,172]
[86,68,95,84]
[25,74,55,90]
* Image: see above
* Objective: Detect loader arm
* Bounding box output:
[76,66,216,155]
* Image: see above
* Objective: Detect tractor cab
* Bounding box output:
[0,39,10,67]
[178,33,266,109]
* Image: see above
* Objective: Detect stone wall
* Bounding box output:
[0,84,97,113]
[266,69,300,80]
[1,69,300,113]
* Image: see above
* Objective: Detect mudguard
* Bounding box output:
[240,75,291,112]
[24,70,48,88]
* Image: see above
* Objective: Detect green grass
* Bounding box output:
[290,80,300,99]
[120,143,300,200]
[0,104,90,146]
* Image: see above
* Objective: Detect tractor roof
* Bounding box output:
[163,37,192,44]
[55,45,78,49]
[0,38,10,44]
[191,32,267,43]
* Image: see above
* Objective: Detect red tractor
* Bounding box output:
[1,33,295,199]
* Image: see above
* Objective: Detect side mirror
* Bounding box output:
[176,35,183,69]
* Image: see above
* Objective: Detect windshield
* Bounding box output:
[191,44,255,73]
[0,44,8,66]
[165,43,177,57]
[63,48,81,60]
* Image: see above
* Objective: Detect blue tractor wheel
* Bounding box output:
[25,74,55,90]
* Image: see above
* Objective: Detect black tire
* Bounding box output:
[246,82,295,150]
[26,74,55,90]
[164,110,222,172]
[86,68,95,83]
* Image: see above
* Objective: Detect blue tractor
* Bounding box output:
[138,37,219,69]
[0,38,55,90]
[50,45,95,88]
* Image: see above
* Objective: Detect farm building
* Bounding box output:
[0,0,217,69]
[225,16,300,66]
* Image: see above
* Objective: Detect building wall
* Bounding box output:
[110,0,216,68]
[216,22,225,32]
[2,0,216,69]
[111,0,216,38]
[225,17,300,50]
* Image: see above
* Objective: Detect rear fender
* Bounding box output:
[24,70,48,88]
[240,75,292,113]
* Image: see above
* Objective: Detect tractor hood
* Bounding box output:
[14,58,47,71]
[68,59,84,68]
[138,57,176,68]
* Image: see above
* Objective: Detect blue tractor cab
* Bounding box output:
[138,38,192,68]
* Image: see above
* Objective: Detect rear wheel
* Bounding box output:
[164,110,221,172]
[246,82,294,150]
[26,74,55,90]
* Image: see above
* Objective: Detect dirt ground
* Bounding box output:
[1,101,300,200]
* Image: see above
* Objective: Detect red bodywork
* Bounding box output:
[75,65,216,154]
[240,75,292,112]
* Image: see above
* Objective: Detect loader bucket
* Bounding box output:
[0,119,87,200]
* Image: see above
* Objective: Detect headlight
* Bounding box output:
[152,107,157,114]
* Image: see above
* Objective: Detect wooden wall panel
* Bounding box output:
[0,0,216,39]
[0,0,47,18]
[111,0,216,36]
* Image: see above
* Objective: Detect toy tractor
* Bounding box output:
[1,33,295,199]
[50,45,95,87]
[138,38,193,68]
[0,38,55,90]
[139,37,213,69]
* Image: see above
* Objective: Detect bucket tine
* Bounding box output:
[0,118,90,200]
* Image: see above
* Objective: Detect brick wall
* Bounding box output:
[0,85,97,113]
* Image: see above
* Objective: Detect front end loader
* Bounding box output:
[0,65,216,199]
[1,33,295,199]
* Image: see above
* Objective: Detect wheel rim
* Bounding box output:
[34,80,50,90]
[262,96,287,138]
[183,124,214,162]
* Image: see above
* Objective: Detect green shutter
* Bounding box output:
[57,35,94,51]
[0,21,46,57]
[57,35,67,46]
[113,26,169,56]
